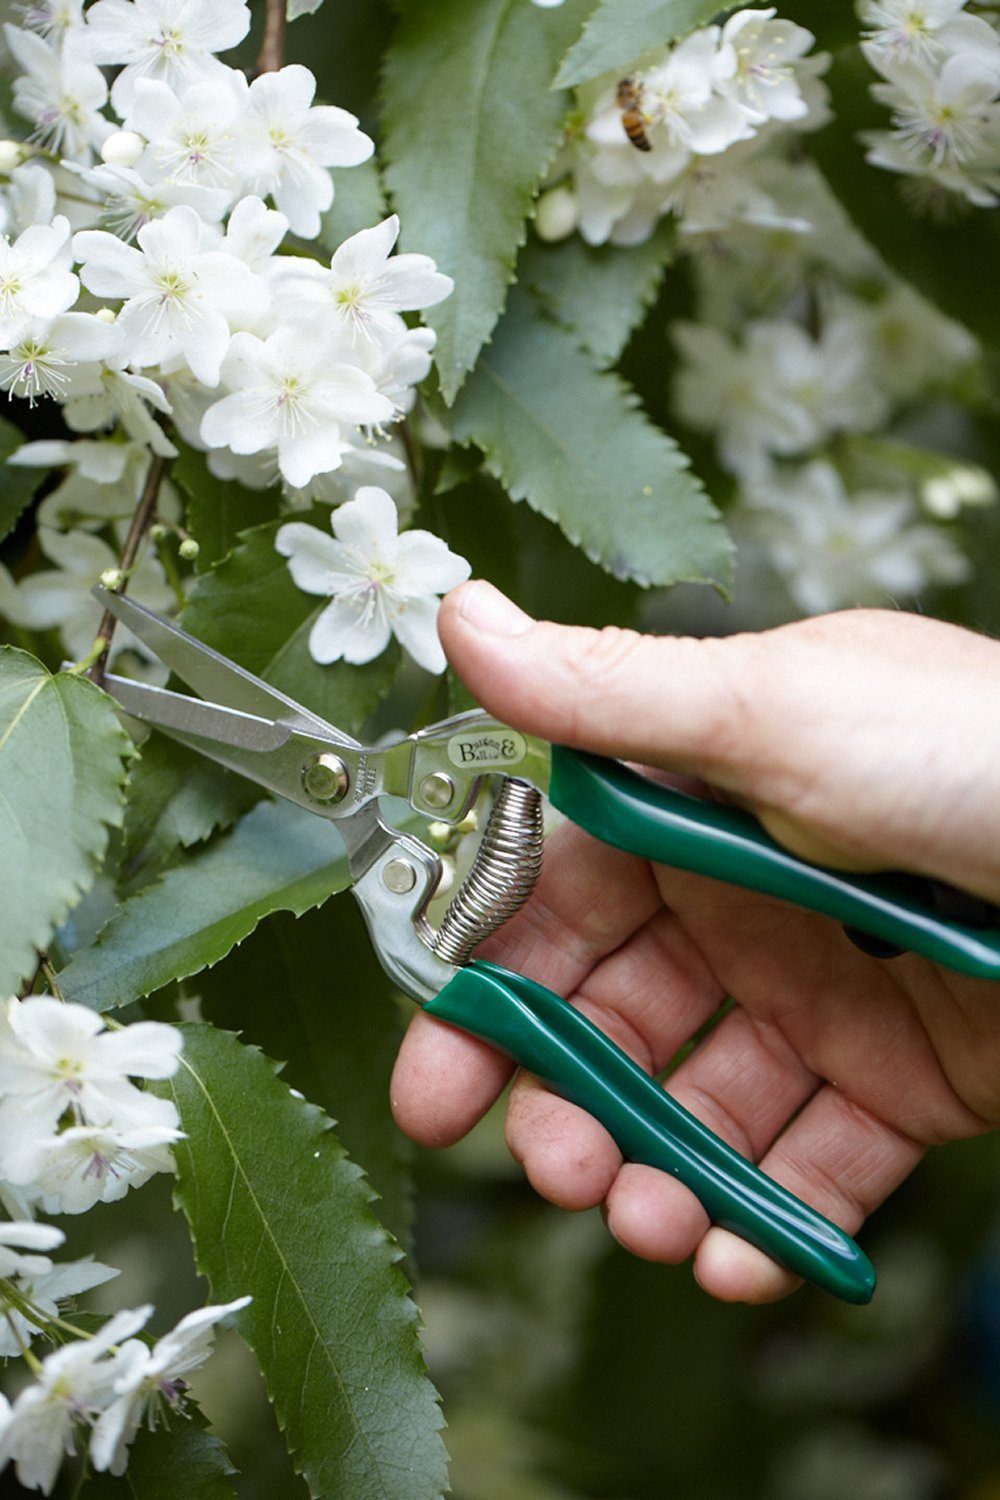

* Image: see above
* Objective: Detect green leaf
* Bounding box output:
[182,518,400,737]
[0,648,130,994]
[74,1418,238,1499]
[382,0,589,402]
[58,799,354,1011]
[521,225,675,366]
[121,737,255,881]
[321,157,388,249]
[450,288,732,590]
[198,903,413,1249]
[172,445,279,574]
[554,0,727,87]
[162,1025,448,1500]
[0,412,43,541]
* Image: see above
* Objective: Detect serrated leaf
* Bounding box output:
[0,648,130,993]
[0,412,43,541]
[522,225,675,366]
[161,1025,448,1500]
[74,1417,238,1499]
[121,737,255,881]
[450,288,732,590]
[58,800,354,1011]
[172,445,279,574]
[321,157,387,249]
[555,0,728,88]
[382,0,589,402]
[182,518,400,737]
[198,904,413,1249]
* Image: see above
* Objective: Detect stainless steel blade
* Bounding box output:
[94,586,360,748]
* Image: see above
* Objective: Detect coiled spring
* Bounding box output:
[431,778,544,966]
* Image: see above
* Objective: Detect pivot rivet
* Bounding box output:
[382,858,417,894]
[301,753,349,804]
[419,771,455,810]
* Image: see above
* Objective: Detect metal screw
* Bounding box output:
[419,771,455,810]
[301,753,349,804]
[382,858,417,894]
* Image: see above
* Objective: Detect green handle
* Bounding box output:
[550,746,1000,981]
[427,959,876,1305]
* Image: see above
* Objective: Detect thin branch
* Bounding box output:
[88,451,171,688]
[256,0,287,75]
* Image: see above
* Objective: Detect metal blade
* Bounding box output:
[104,675,294,752]
[105,672,365,810]
[94,586,360,748]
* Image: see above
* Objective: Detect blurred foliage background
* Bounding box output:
[1,0,999,1494]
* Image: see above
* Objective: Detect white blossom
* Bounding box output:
[73,205,263,386]
[200,324,395,488]
[742,460,969,611]
[74,160,232,240]
[0,1306,151,1495]
[0,999,181,1164]
[80,0,252,117]
[870,51,1000,170]
[673,315,886,476]
[860,0,1000,63]
[60,359,177,456]
[129,75,244,193]
[0,311,118,406]
[275,485,471,672]
[0,1254,119,1358]
[90,1297,250,1474]
[4,23,111,160]
[230,64,374,237]
[18,0,86,46]
[27,1123,182,1214]
[0,217,78,351]
[275,214,453,346]
[716,9,816,124]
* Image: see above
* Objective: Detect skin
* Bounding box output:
[391,581,1000,1303]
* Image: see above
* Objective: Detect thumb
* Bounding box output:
[439,581,887,871]
[439,580,757,786]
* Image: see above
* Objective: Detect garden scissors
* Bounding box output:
[95,586,1000,1307]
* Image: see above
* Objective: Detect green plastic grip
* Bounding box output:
[426,958,876,1305]
[550,746,1000,981]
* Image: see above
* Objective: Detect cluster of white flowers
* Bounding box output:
[0,1295,248,1493]
[859,0,1000,208]
[536,9,830,247]
[667,159,985,613]
[0,996,182,1215]
[0,0,459,677]
[0,998,239,1494]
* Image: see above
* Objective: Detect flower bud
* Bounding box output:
[457,809,479,835]
[435,855,456,899]
[149,523,167,542]
[94,306,117,324]
[178,537,200,560]
[0,141,24,173]
[100,130,145,169]
[535,185,578,242]
[100,567,125,591]
[427,820,452,845]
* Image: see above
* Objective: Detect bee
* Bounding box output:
[616,75,652,152]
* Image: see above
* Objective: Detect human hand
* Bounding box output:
[391,583,1000,1302]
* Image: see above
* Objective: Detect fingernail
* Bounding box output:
[458,581,533,637]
